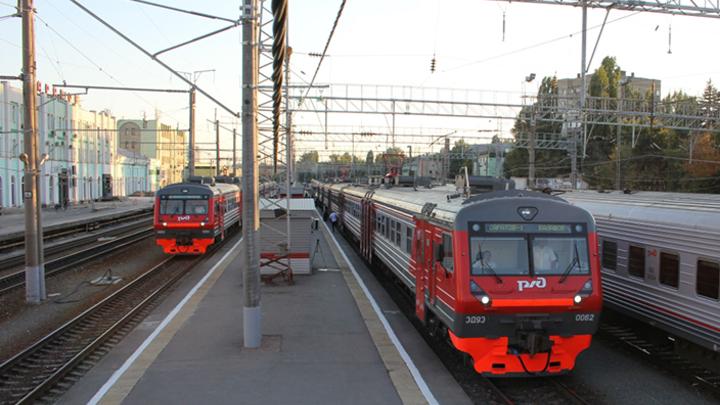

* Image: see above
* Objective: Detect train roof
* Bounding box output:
[156,181,240,197]
[323,182,578,226]
[561,190,720,231]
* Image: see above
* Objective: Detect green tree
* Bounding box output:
[365,150,374,164]
[450,140,474,177]
[297,151,319,164]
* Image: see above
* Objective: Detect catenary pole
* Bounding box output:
[232,128,237,176]
[216,118,220,176]
[22,0,45,303]
[188,88,196,177]
[242,0,261,349]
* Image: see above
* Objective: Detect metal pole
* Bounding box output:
[232,128,237,176]
[615,84,622,190]
[216,119,220,176]
[284,14,292,279]
[188,88,195,177]
[242,0,261,349]
[529,111,536,189]
[573,0,588,190]
[22,0,45,304]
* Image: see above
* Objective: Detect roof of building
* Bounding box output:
[260,198,316,212]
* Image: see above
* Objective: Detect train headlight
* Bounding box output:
[574,295,583,304]
[162,222,168,227]
[480,295,491,305]
[200,222,206,227]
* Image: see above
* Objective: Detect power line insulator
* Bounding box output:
[430,56,436,73]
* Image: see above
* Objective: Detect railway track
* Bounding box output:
[598,319,720,399]
[0,226,153,295]
[0,255,198,404]
[483,375,592,405]
[0,209,152,254]
[0,218,152,271]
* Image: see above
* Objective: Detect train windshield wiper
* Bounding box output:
[559,242,580,284]
[480,259,503,284]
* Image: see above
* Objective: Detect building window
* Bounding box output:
[697,260,719,300]
[659,252,679,288]
[11,176,16,206]
[628,245,645,278]
[602,240,617,270]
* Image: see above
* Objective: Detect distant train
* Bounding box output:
[563,190,720,352]
[313,179,602,376]
[154,176,241,254]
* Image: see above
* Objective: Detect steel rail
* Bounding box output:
[0,256,177,404]
[0,227,154,295]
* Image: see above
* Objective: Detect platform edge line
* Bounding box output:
[87,236,243,405]
[318,214,439,405]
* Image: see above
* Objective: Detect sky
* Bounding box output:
[1,0,720,162]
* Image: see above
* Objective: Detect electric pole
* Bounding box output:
[232,128,237,176]
[188,88,196,177]
[529,111,537,189]
[216,118,220,176]
[242,0,261,349]
[22,0,45,304]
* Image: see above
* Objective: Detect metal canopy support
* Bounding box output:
[492,0,720,18]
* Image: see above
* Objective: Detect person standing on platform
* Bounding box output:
[329,211,338,233]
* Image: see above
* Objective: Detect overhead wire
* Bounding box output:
[297,0,348,107]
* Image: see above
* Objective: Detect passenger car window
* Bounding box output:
[628,245,645,278]
[697,260,720,300]
[659,252,679,288]
[602,240,617,270]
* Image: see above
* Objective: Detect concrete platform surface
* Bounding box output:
[59,216,467,404]
[0,197,153,241]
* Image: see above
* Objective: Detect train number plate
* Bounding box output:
[575,314,595,322]
[465,315,487,324]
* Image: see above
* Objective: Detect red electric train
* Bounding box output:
[314,179,602,376]
[154,177,241,254]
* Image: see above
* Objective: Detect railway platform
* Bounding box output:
[0,197,153,244]
[57,212,470,404]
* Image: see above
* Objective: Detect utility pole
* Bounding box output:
[529,111,537,189]
[232,128,237,176]
[215,118,220,176]
[242,0,261,349]
[615,85,622,190]
[22,0,45,304]
[188,88,196,177]
[443,136,450,183]
[572,0,588,190]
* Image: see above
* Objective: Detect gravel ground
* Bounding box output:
[0,238,168,363]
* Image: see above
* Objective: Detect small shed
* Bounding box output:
[259,198,316,276]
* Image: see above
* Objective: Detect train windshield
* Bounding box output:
[470,233,590,276]
[159,197,208,215]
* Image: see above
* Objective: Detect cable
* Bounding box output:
[297,0,348,107]
[443,11,642,73]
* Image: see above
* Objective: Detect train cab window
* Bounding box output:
[659,252,680,288]
[160,200,183,215]
[696,260,720,300]
[602,240,618,270]
[186,200,208,215]
[470,237,529,276]
[441,233,454,272]
[628,245,646,278]
[531,237,590,276]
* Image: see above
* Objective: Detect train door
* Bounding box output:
[425,226,437,307]
[58,171,69,208]
[360,192,374,263]
[413,218,427,321]
[218,197,226,240]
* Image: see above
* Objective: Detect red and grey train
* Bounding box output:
[314,179,602,376]
[154,177,241,254]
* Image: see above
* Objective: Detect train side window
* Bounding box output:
[602,240,617,270]
[405,226,412,253]
[659,252,680,288]
[696,260,720,300]
[441,233,454,273]
[628,245,645,278]
[395,222,402,246]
